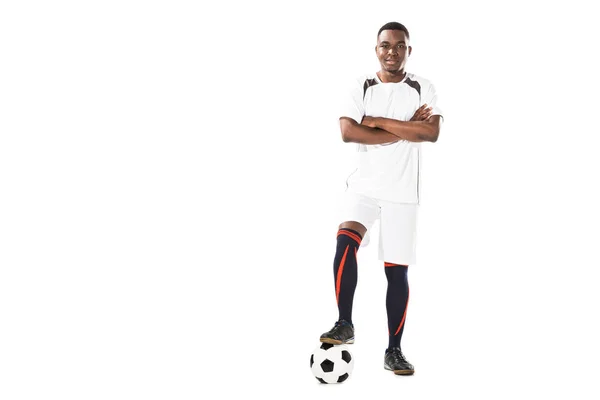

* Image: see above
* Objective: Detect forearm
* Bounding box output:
[372,117,439,142]
[341,119,401,145]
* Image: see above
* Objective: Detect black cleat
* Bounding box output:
[320,320,355,345]
[384,347,414,375]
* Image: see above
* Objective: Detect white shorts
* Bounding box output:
[337,191,418,265]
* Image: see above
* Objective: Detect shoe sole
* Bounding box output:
[319,337,355,345]
[384,365,415,375]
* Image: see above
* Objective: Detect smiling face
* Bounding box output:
[376,29,411,74]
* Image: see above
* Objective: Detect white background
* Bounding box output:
[1,0,599,399]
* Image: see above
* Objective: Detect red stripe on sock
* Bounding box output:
[385,262,409,267]
[394,287,410,336]
[335,245,350,304]
[338,230,362,245]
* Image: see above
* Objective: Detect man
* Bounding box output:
[319,22,443,376]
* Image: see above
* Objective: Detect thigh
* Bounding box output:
[378,202,418,265]
[337,192,380,238]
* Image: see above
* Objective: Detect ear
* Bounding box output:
[408,46,412,56]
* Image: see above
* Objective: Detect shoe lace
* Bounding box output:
[330,320,348,332]
[390,348,407,364]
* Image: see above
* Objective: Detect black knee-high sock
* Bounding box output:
[333,228,362,324]
[384,263,409,350]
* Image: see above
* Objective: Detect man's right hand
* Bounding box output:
[410,104,433,121]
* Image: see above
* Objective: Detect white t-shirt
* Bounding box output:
[340,72,443,204]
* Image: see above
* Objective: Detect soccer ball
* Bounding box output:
[310,343,354,384]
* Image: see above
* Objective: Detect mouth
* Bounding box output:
[385,59,400,63]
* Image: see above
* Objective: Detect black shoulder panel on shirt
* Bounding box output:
[404,77,421,96]
[363,78,378,99]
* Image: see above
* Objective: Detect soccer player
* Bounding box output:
[319,22,444,376]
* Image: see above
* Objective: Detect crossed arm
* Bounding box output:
[340,104,442,144]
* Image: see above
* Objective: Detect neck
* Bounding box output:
[377,69,406,83]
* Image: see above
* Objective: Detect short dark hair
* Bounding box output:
[377,22,410,40]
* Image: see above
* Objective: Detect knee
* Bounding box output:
[384,262,408,279]
[338,221,367,238]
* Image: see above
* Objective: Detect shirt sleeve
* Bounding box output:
[339,78,365,124]
[422,82,444,122]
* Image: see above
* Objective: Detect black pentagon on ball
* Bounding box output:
[316,377,327,384]
[320,359,334,373]
[310,354,314,367]
[341,350,352,363]
[337,373,349,383]
[320,342,334,350]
